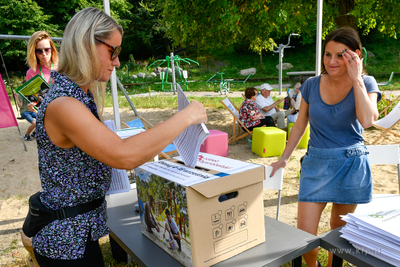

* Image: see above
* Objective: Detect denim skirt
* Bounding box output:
[298,144,372,204]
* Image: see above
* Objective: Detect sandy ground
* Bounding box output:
[1,102,400,265]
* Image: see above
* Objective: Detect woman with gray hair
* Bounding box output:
[30,7,206,266]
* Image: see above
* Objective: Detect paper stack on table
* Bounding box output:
[340,195,400,266]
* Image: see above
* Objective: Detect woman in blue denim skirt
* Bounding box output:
[270,27,381,267]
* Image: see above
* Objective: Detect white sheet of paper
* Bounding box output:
[138,160,218,187]
[104,120,133,195]
[173,84,209,167]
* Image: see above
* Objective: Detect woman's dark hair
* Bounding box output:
[321,27,363,73]
[244,87,257,99]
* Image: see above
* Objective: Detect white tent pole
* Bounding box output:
[315,0,323,76]
[103,0,121,129]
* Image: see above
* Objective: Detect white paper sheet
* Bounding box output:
[104,120,134,195]
[173,84,209,167]
[138,160,217,187]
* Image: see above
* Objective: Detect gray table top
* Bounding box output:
[319,227,394,267]
[106,189,320,267]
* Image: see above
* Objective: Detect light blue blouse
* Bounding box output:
[301,75,381,148]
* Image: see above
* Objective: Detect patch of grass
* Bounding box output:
[105,90,285,110]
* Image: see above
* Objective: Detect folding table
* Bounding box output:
[106,188,320,267]
[319,227,394,267]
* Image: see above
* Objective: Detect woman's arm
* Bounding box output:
[342,50,379,128]
[270,99,309,176]
[259,99,284,113]
[353,79,379,128]
[44,97,207,170]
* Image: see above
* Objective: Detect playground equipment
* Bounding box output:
[148,52,199,93]
[206,72,253,95]
[273,33,300,95]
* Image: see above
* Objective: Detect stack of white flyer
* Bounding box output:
[340,195,400,266]
[103,120,133,195]
[173,84,209,168]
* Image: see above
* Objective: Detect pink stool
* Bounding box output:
[200,130,229,157]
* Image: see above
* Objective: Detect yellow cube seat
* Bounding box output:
[287,122,310,149]
[252,127,286,157]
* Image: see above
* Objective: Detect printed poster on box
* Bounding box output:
[134,152,265,267]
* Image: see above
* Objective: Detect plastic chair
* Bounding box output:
[366,145,400,194]
[377,72,394,86]
[264,166,284,220]
[220,96,252,144]
[355,145,400,214]
[122,117,177,159]
[369,99,400,145]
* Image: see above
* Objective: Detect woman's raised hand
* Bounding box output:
[342,49,362,81]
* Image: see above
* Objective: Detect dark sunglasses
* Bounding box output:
[35,47,52,54]
[95,37,121,60]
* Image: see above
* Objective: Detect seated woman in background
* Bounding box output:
[239,87,275,131]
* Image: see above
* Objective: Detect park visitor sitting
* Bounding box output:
[255,83,296,130]
[239,87,275,131]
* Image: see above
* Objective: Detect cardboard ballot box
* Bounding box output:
[134,153,265,267]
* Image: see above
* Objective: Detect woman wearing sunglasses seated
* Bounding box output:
[26,31,59,86]
[14,31,59,141]
[29,7,207,267]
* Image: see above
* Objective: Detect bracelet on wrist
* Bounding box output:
[281,155,288,164]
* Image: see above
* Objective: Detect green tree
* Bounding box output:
[0,0,54,69]
[122,0,171,60]
[34,0,132,35]
[160,0,400,60]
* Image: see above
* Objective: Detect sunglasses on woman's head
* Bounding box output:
[35,47,52,54]
[94,37,122,61]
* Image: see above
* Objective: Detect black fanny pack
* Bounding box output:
[22,191,105,237]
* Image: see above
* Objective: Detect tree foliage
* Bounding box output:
[121,0,170,59]
[354,0,400,38]
[1,0,400,70]
[160,0,400,56]
[0,0,53,61]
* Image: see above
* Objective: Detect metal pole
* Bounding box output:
[279,45,283,95]
[116,77,139,116]
[170,52,176,94]
[0,34,62,42]
[103,0,121,129]
[315,0,323,76]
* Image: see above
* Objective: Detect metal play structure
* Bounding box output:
[206,72,253,95]
[148,52,199,93]
[272,33,300,95]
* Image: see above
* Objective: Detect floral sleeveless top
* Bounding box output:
[32,71,112,260]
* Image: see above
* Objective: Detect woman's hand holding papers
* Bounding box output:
[183,100,208,125]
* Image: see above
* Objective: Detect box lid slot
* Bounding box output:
[190,166,264,198]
